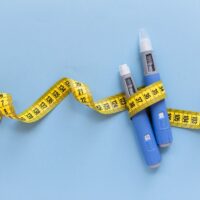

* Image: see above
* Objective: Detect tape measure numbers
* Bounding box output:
[126,81,166,117]
[0,77,198,130]
[0,78,126,123]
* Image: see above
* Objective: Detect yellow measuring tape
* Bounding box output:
[0,77,199,129]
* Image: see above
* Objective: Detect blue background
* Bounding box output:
[0,0,200,199]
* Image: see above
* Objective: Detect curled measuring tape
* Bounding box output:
[0,77,199,129]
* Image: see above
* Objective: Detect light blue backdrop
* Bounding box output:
[0,0,200,199]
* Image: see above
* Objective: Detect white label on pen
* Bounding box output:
[144,134,151,141]
[159,112,165,119]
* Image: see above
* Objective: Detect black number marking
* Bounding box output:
[46,96,54,104]
[80,97,87,103]
[119,97,126,105]
[151,89,158,95]
[174,114,181,122]
[33,108,40,115]
[75,82,82,87]
[59,85,66,92]
[52,90,60,98]
[168,113,172,120]
[96,105,102,110]
[103,103,110,110]
[26,113,33,119]
[183,115,189,123]
[143,93,151,99]
[78,89,84,96]
[40,102,47,109]
[111,100,118,108]
[191,116,198,124]
[129,101,136,108]
[135,97,143,103]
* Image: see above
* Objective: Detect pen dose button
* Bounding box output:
[158,112,169,130]
[144,134,154,151]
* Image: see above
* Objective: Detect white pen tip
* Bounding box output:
[119,64,131,76]
[139,29,153,52]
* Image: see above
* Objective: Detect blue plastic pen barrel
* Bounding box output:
[139,30,173,147]
[119,64,161,168]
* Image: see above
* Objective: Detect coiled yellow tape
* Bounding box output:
[0,77,199,129]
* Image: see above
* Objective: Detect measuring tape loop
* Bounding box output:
[126,81,166,118]
[0,77,199,130]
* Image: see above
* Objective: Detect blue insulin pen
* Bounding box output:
[119,64,161,168]
[139,29,173,147]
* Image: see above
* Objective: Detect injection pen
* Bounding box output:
[119,64,161,168]
[139,30,173,147]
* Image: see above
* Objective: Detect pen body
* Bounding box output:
[119,64,161,168]
[131,110,161,167]
[141,51,173,147]
[139,29,173,147]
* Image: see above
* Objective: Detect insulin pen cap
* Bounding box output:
[119,64,131,76]
[139,29,153,52]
